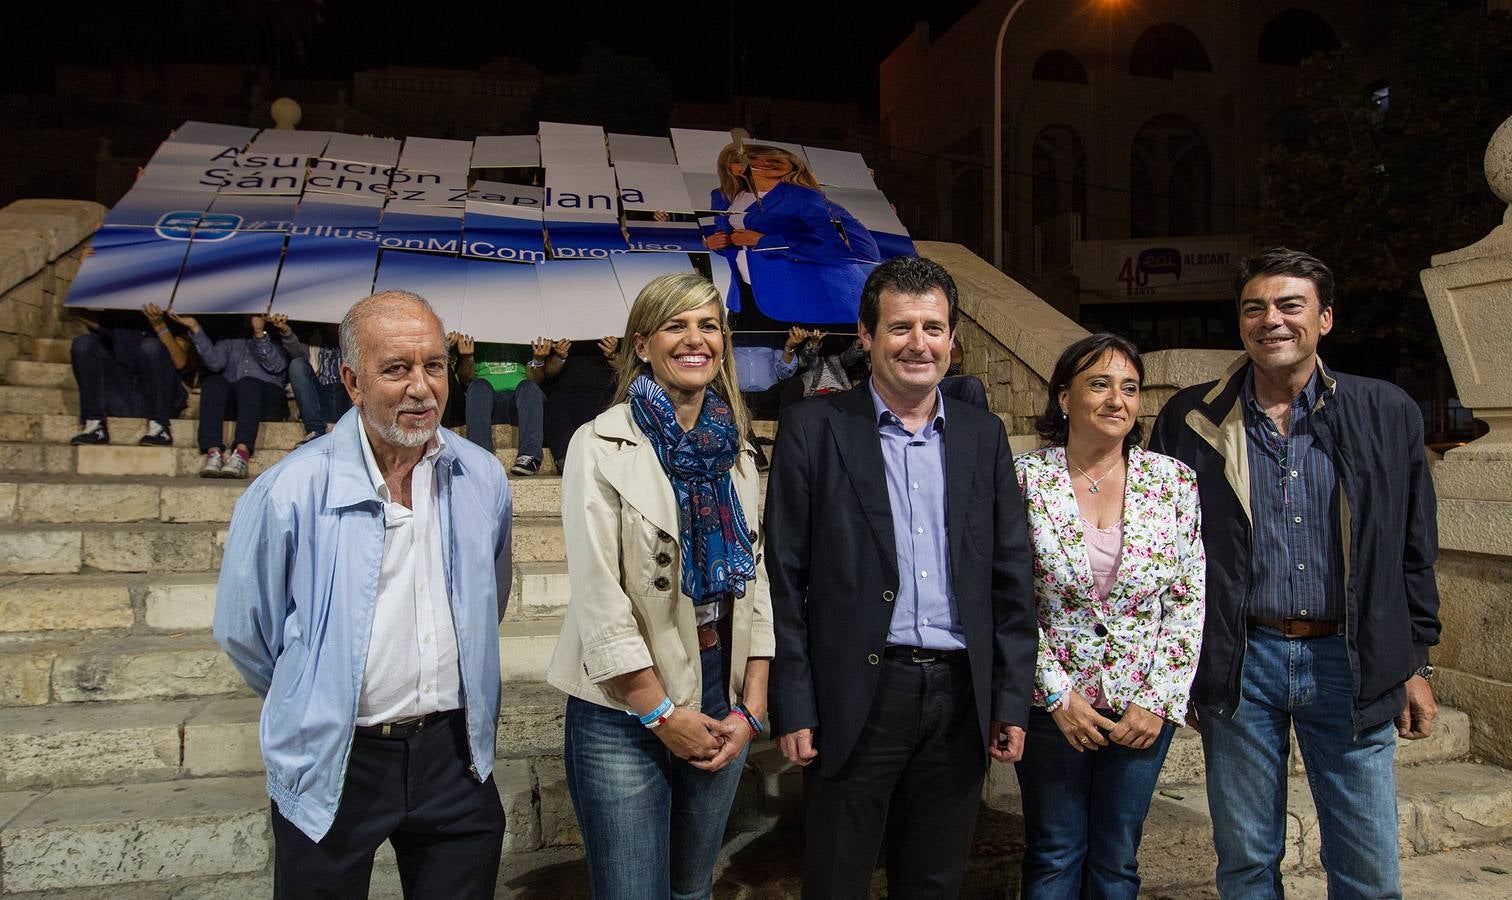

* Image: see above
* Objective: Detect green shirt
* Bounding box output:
[473,343,531,392]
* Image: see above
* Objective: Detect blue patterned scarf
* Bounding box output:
[627,374,756,604]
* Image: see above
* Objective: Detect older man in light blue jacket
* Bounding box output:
[215,289,513,899]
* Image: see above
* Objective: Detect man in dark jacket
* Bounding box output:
[1149,248,1440,898]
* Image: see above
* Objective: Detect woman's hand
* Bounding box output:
[704,232,732,251]
[267,313,293,335]
[653,708,724,763]
[691,712,755,772]
[168,311,200,333]
[531,337,551,360]
[729,229,763,247]
[1049,692,1117,752]
[142,303,167,329]
[1107,702,1165,750]
[597,335,619,360]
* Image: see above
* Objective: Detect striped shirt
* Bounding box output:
[1242,368,1344,622]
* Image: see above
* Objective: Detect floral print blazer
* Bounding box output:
[1014,445,1206,723]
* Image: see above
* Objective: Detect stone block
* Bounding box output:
[82,527,214,572]
[17,481,158,523]
[0,442,73,475]
[52,638,249,702]
[32,336,72,364]
[0,384,70,416]
[184,697,263,776]
[496,757,542,854]
[0,291,47,336]
[497,682,565,758]
[510,478,562,517]
[0,776,271,891]
[0,528,81,574]
[533,756,581,847]
[0,481,15,522]
[0,700,187,790]
[499,620,562,683]
[6,359,72,388]
[160,484,241,523]
[1434,551,1512,679]
[0,579,133,632]
[0,644,56,706]
[76,444,177,477]
[1397,762,1512,855]
[145,580,217,630]
[511,520,566,563]
[515,562,569,614]
[0,199,106,257]
[1437,669,1512,768]
[173,447,284,477]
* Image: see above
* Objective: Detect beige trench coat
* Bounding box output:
[545,403,775,712]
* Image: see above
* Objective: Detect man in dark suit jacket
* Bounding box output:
[765,255,1038,898]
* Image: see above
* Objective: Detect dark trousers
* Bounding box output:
[197,374,288,455]
[71,328,183,424]
[464,378,544,458]
[940,375,988,411]
[543,387,613,466]
[270,711,505,899]
[802,654,988,900]
[742,376,804,421]
[288,357,351,432]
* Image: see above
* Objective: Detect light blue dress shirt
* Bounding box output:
[869,380,965,651]
[734,346,799,393]
[214,408,512,842]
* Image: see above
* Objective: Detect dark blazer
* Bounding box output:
[764,383,1038,777]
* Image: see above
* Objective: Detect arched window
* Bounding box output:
[1130,115,1211,237]
[1031,125,1087,226]
[1258,9,1341,66]
[1130,24,1213,78]
[1032,50,1089,85]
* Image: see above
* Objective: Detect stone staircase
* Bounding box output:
[0,336,1509,898]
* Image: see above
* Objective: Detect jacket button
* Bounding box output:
[657,531,672,543]
[656,552,671,566]
[654,576,670,591]
[882,590,895,602]
[748,529,758,542]
[1094,623,1108,637]
[867,653,880,665]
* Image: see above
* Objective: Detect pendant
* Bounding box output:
[1088,484,1100,494]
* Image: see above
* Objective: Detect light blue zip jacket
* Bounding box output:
[214,408,512,841]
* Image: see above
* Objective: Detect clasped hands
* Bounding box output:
[1051,692,1164,752]
[656,706,755,772]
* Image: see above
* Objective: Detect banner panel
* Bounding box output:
[66,226,191,310]
[168,121,258,148]
[608,133,676,165]
[399,137,473,173]
[104,188,213,229]
[373,249,467,326]
[472,135,540,169]
[540,122,608,167]
[537,259,628,338]
[171,230,286,314]
[822,187,915,259]
[802,146,876,189]
[670,128,733,171]
[614,162,695,215]
[321,134,401,167]
[458,257,546,344]
[206,194,300,232]
[305,159,394,201]
[270,236,379,324]
[291,193,383,232]
[610,252,695,307]
[246,130,334,158]
[378,201,463,255]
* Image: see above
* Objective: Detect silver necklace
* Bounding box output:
[1070,455,1121,494]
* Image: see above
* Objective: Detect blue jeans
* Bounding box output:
[71,328,185,424]
[564,643,747,900]
[287,357,351,432]
[1016,707,1175,899]
[1202,626,1400,899]
[464,378,544,459]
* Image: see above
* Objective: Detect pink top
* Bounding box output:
[1083,520,1124,601]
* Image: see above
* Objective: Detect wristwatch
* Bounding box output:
[1415,664,1435,681]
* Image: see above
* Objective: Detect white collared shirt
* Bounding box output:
[354,421,461,725]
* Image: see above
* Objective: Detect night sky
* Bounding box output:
[4,1,982,112]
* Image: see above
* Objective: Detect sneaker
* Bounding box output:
[509,455,540,476]
[296,430,322,447]
[70,420,109,445]
[139,421,173,446]
[220,449,250,479]
[199,449,224,478]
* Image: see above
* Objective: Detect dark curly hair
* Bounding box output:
[1035,332,1146,449]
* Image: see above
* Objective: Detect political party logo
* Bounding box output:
[155,211,241,241]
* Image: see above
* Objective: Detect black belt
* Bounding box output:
[884,645,968,665]
[355,709,456,740]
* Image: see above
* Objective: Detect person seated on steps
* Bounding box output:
[540,335,619,475]
[452,333,548,476]
[68,304,194,446]
[173,312,289,479]
[268,314,350,446]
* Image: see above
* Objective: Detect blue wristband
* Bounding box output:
[635,697,674,728]
[1044,692,1064,708]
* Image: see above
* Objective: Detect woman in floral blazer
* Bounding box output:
[1013,333,1205,900]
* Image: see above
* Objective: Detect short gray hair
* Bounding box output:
[339,289,444,374]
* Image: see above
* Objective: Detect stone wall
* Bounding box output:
[0,199,104,364]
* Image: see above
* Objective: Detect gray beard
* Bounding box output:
[361,404,436,448]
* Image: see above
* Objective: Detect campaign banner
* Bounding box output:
[615,162,695,216]
[463,183,546,263]
[203,149,309,195]
[471,134,540,169]
[1073,238,1244,301]
[205,194,300,232]
[305,159,394,201]
[387,169,470,206]
[291,193,383,234]
[171,228,287,315]
[536,259,628,338]
[379,201,463,255]
[458,257,546,344]
[373,249,467,326]
[625,220,705,253]
[822,187,915,260]
[270,235,379,324]
[66,225,192,310]
[104,188,213,229]
[544,166,626,259]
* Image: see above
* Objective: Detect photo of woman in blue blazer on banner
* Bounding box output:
[703,143,881,326]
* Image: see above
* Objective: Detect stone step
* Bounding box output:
[0,562,570,635]
[0,475,563,525]
[30,337,72,365]
[0,681,567,792]
[2,755,1509,895]
[4,360,71,390]
[0,413,526,454]
[0,385,73,416]
[0,617,566,707]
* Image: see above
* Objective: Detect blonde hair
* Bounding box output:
[612,272,749,446]
[715,143,822,201]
